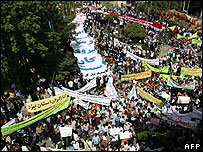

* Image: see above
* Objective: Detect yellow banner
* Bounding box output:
[121,70,152,82]
[25,92,67,113]
[162,26,176,31]
[137,87,163,108]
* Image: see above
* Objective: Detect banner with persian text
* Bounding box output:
[71,13,108,80]
[1,97,71,136]
[156,10,202,33]
[25,92,67,113]
[121,70,152,82]
[167,78,195,90]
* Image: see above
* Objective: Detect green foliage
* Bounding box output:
[1,1,76,91]
[55,51,79,81]
[104,13,118,23]
[124,23,147,43]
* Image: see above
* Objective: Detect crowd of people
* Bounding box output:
[1,1,202,151]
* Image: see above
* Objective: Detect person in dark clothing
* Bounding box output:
[96,76,101,89]
[49,131,61,145]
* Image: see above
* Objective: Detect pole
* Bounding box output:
[180,1,182,11]
[183,1,186,12]
[150,1,152,13]
[169,1,171,10]
[186,1,190,15]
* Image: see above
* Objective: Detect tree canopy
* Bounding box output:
[1,1,77,92]
[104,13,119,24]
[124,23,147,43]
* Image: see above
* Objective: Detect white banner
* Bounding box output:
[126,51,159,66]
[177,96,190,104]
[71,13,108,79]
[78,99,89,110]
[76,77,97,92]
[1,118,16,128]
[59,127,73,137]
[128,86,137,100]
[54,87,111,106]
[104,78,118,99]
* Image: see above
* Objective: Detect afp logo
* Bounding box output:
[185,144,200,150]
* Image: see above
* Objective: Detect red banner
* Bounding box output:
[107,12,164,30]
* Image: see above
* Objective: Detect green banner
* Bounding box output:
[192,39,202,44]
[142,61,169,73]
[167,78,195,90]
[181,67,202,76]
[159,74,185,82]
[1,96,71,136]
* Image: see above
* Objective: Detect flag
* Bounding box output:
[104,78,118,99]
[128,86,137,100]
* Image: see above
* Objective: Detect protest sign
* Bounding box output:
[119,131,131,140]
[1,97,71,136]
[59,127,73,137]
[110,128,121,136]
[181,67,202,76]
[150,118,160,125]
[177,96,190,104]
[167,78,195,90]
[142,61,169,73]
[161,91,170,101]
[121,70,152,82]
[126,51,159,66]
[25,92,67,113]
[137,87,163,108]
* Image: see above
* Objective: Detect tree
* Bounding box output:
[104,13,119,25]
[55,51,79,81]
[1,1,76,92]
[124,23,147,44]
